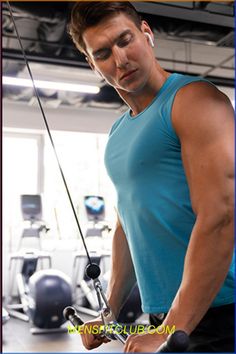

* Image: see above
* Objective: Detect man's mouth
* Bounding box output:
[120,69,138,81]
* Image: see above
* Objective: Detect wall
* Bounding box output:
[3,100,122,133]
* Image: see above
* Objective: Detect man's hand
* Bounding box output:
[124,332,166,352]
[79,317,111,350]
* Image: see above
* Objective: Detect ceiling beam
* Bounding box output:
[133,2,234,28]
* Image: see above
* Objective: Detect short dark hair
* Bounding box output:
[68,1,142,54]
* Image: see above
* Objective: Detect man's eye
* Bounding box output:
[94,50,110,60]
[118,35,133,48]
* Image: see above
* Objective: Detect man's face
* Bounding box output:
[83,14,154,94]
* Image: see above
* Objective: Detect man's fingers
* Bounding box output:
[93,333,111,343]
[83,336,103,350]
[83,334,111,349]
[123,334,137,352]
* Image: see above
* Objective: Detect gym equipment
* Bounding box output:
[72,195,111,314]
[72,253,142,323]
[7,249,52,322]
[6,249,73,333]
[6,194,73,334]
[28,269,72,333]
[85,195,105,222]
[72,251,111,315]
[72,196,142,323]
[2,307,10,324]
[84,195,111,237]
[18,194,49,250]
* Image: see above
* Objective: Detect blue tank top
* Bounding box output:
[104,73,235,313]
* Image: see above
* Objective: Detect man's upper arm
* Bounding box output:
[172,82,234,228]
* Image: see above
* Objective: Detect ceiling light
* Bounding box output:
[2,76,100,94]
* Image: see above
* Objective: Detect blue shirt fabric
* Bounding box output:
[104,73,235,313]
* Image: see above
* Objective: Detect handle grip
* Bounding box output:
[63,306,84,326]
[63,306,127,344]
[157,330,189,352]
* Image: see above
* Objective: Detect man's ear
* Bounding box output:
[141,20,153,36]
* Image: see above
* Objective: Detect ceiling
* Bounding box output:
[2,1,235,111]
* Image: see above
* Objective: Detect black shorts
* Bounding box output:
[149,303,235,352]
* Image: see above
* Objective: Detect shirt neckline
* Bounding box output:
[127,73,178,120]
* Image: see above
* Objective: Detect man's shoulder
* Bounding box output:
[172,79,233,137]
[174,79,229,112]
[163,73,216,104]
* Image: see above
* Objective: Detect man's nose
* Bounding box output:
[113,46,129,69]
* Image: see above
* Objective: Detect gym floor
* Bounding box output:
[2,312,124,353]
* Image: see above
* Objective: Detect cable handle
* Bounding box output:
[63,306,127,344]
[64,307,189,351]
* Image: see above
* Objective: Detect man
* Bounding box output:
[68,2,235,352]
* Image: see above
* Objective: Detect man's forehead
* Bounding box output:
[84,13,138,41]
[95,12,137,28]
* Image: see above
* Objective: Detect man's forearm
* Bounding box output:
[106,221,136,318]
[162,215,234,335]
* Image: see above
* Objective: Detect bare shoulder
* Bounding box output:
[172,80,234,139]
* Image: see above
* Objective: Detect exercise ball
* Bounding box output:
[28,269,72,328]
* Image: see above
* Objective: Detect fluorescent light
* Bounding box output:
[2,76,100,94]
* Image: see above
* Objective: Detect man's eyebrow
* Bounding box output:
[92,29,132,57]
[116,29,132,41]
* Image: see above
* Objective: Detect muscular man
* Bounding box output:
[69,2,235,352]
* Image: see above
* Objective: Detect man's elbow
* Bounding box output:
[215,204,234,230]
[197,202,234,238]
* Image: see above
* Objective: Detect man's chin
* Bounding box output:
[116,82,144,95]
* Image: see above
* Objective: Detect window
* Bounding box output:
[2,129,117,248]
[3,132,43,251]
[43,131,117,240]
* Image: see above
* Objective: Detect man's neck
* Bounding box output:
[117,67,170,117]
